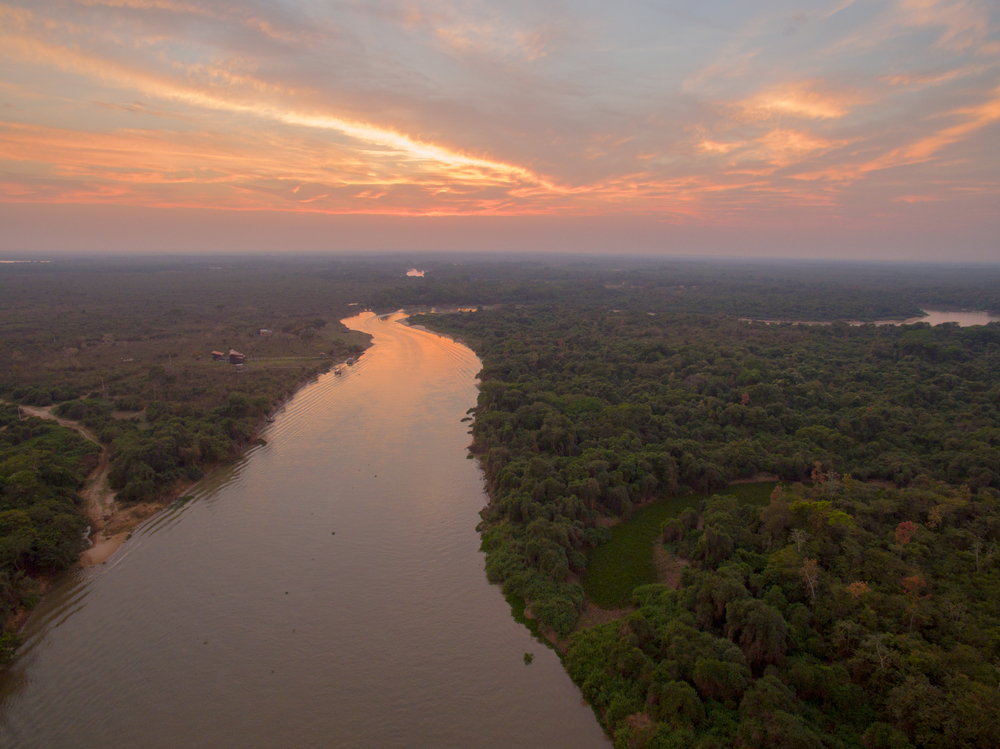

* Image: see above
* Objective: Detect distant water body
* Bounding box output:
[0,312,606,749]
[745,309,999,327]
[878,309,1000,327]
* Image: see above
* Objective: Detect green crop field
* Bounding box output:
[583,482,777,609]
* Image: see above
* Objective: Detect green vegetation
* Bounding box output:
[0,260,374,509]
[418,306,1000,638]
[416,288,1000,748]
[566,479,1000,748]
[0,405,100,660]
[367,258,1000,322]
[585,484,776,609]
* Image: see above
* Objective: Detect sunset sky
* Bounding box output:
[1,0,998,259]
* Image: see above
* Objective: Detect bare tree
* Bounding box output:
[790,528,809,552]
[864,634,890,670]
[801,558,820,602]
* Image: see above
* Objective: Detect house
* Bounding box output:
[259,329,273,337]
[229,349,245,364]
[211,350,225,361]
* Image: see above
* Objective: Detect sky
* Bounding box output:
[1,0,998,259]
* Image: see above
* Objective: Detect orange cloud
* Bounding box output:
[737,81,865,121]
[894,194,939,202]
[863,85,1000,171]
[882,63,992,88]
[3,115,833,220]
[389,2,557,62]
[697,140,743,155]
[432,22,553,61]
[786,84,1000,186]
[720,129,850,172]
[0,19,552,193]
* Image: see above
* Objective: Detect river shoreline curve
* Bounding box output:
[2,346,371,637]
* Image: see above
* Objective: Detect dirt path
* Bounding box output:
[16,403,101,443]
[5,402,127,565]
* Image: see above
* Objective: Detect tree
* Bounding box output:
[895,521,917,559]
[801,558,820,603]
[737,675,824,749]
[870,635,890,671]
[901,575,928,632]
[860,722,914,749]
[698,526,734,566]
[725,599,788,671]
[691,658,750,701]
[846,581,870,599]
[971,536,995,572]
[651,680,705,726]
[790,528,809,552]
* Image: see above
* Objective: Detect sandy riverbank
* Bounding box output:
[7,402,171,568]
[79,532,129,566]
[10,350,370,572]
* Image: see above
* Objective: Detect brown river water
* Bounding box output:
[0,312,607,749]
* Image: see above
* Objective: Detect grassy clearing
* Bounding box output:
[582,482,777,609]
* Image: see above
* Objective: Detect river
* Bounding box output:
[0,312,607,749]
[742,309,1000,327]
[878,309,1000,326]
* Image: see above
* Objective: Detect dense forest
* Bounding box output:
[417,301,1000,748]
[365,257,1000,322]
[568,479,1000,748]
[0,406,100,661]
[416,307,1000,628]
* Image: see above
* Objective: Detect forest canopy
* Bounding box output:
[567,479,1000,748]
[0,406,99,660]
[416,299,1000,749]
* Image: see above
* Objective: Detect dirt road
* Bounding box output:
[6,403,125,565]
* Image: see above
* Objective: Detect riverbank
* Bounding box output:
[403,322,468,347]
[4,347,371,637]
[4,402,195,570]
[76,347,370,567]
